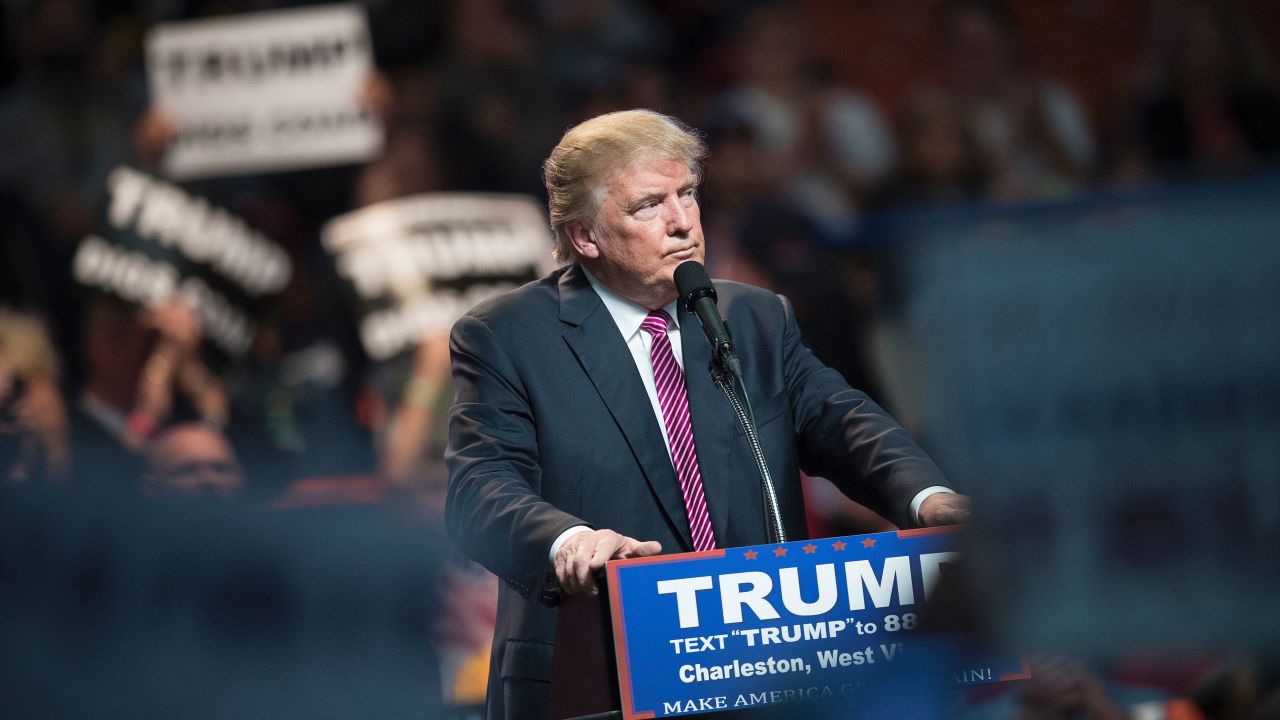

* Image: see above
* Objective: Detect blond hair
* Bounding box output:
[0,308,60,381]
[543,109,708,262]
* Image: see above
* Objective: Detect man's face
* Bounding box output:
[145,426,244,503]
[574,156,704,309]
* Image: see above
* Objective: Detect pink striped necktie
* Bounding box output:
[641,310,717,552]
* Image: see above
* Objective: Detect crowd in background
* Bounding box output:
[2,0,1279,717]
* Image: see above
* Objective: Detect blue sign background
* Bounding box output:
[607,528,1025,719]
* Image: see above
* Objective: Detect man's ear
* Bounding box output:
[565,221,599,259]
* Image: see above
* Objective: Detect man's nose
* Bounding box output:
[666,198,694,235]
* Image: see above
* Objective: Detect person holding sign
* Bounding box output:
[445,109,969,720]
[72,294,229,493]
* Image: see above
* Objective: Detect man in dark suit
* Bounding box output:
[446,109,968,720]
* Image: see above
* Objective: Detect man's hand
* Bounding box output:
[919,492,971,527]
[141,300,202,354]
[554,529,661,597]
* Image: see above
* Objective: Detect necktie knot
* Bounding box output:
[642,309,671,336]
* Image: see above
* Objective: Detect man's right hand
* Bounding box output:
[554,529,661,597]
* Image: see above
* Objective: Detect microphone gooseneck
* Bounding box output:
[673,260,786,544]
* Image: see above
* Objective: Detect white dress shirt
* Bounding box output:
[585,268,685,462]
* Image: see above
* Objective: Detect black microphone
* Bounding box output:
[674,261,743,379]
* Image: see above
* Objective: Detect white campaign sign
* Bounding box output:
[146,4,382,179]
[323,193,556,361]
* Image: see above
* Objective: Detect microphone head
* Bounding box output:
[674,260,716,311]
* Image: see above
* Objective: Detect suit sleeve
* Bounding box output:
[777,294,948,529]
[445,312,585,604]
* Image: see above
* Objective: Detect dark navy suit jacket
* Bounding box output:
[445,263,947,720]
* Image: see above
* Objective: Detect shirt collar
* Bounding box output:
[581,265,680,340]
[79,390,128,440]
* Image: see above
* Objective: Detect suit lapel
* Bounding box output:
[678,299,761,549]
[558,265,693,550]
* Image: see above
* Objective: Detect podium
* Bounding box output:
[546,574,622,720]
[544,577,779,720]
[544,529,1021,720]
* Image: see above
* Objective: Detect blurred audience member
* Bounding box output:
[225,183,374,493]
[875,90,991,209]
[931,0,1097,202]
[0,0,143,248]
[1126,0,1280,179]
[74,294,227,490]
[0,308,69,483]
[1016,655,1126,720]
[560,57,679,130]
[356,123,450,206]
[374,332,452,513]
[712,3,896,242]
[1178,656,1280,720]
[130,106,176,172]
[142,422,244,503]
[435,0,558,195]
[365,333,496,709]
[355,70,451,207]
[701,117,885,409]
[120,299,224,450]
[737,202,883,396]
[347,69,452,504]
[700,119,778,284]
[542,0,670,97]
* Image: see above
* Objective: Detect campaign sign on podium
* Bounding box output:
[606,527,1028,719]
